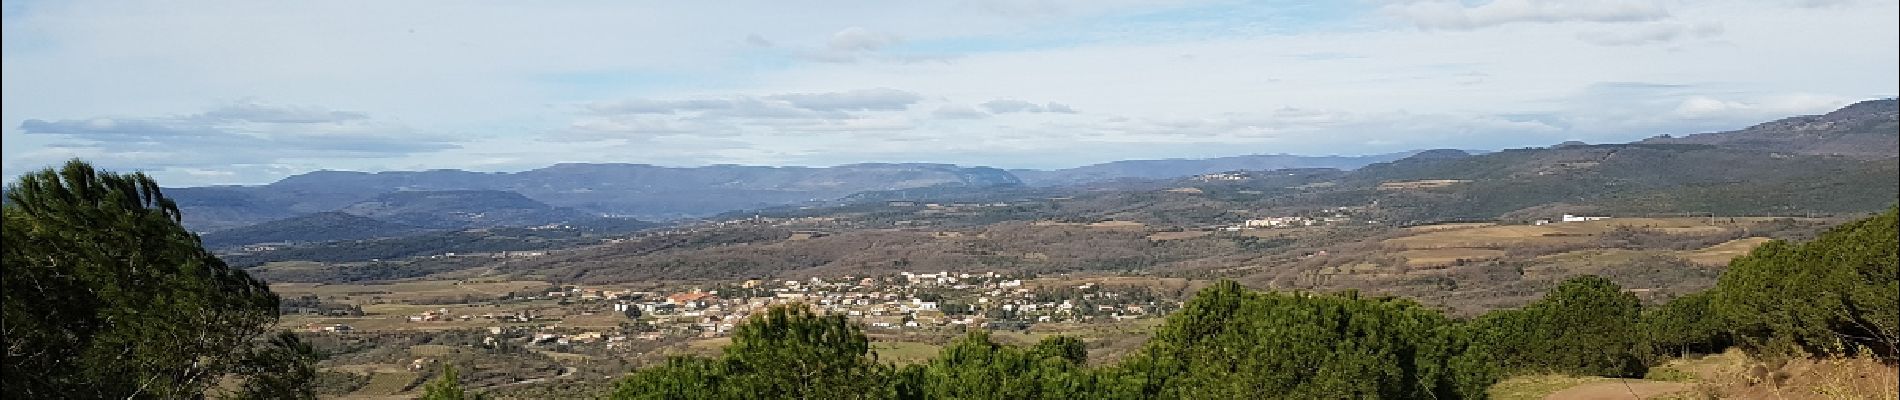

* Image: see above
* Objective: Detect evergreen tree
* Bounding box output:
[613,304,890,399]
[1471,275,1648,377]
[421,364,484,400]
[895,332,1108,399]
[1115,280,1478,399]
[1713,207,1898,359]
[611,357,730,400]
[1640,291,1730,357]
[231,332,320,400]
[2,160,285,398]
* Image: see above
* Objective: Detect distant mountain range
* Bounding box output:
[1007,152,1419,186]
[169,163,1020,231]
[171,99,1897,246]
[167,154,1417,233]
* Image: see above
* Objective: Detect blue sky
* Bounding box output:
[3,0,1896,186]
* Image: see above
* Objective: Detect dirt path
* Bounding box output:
[1545,379,1691,400]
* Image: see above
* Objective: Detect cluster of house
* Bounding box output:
[1222,207,1368,231]
[1192,172,1250,182]
[302,323,355,333]
[498,272,1181,343]
[423,250,549,260]
[1532,214,1612,225]
[406,308,540,323]
[885,201,1014,209]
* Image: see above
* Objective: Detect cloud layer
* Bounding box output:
[2,0,1895,185]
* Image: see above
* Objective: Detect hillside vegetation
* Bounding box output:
[200,211,424,249]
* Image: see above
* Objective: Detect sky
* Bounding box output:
[3,0,1896,186]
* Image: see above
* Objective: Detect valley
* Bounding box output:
[9,4,1898,399]
[196,100,1895,398]
[11,99,1894,400]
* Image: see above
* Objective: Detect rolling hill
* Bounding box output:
[1008,152,1416,186]
[335,190,596,229]
[199,212,424,249]
[1640,98,1897,159]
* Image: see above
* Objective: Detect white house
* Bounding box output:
[1561,214,1610,222]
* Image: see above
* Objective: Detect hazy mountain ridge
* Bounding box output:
[198,211,424,249]
[168,163,1025,230]
[1007,152,1418,186]
[1640,98,1898,159]
[173,100,1896,236]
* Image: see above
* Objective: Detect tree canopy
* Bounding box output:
[1711,206,1898,359]
[612,304,892,399]
[2,160,302,398]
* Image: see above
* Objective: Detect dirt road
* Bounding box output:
[1545,379,1691,399]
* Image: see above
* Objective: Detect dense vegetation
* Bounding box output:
[601,208,1896,399]
[1,160,313,398]
[1707,206,1898,359]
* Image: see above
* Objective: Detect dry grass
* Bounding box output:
[1523,249,1663,279]
[1147,231,1211,241]
[870,341,943,365]
[1491,375,1693,400]
[408,344,458,357]
[272,279,546,301]
[1678,237,1773,266]
[1087,220,1146,229]
[687,337,731,351]
[558,312,633,329]
[1396,248,1507,267]
[1385,225,1590,250]
[534,350,593,363]
[279,297,612,332]
[1385,218,1754,250]
[1489,374,1618,400]
[1404,222,1497,232]
[1642,349,1898,400]
[346,371,419,398]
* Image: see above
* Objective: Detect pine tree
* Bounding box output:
[2,160,285,398]
[232,332,320,400]
[1713,207,1898,359]
[422,364,484,400]
[612,304,890,399]
[1472,275,1648,377]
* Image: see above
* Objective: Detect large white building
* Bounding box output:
[1561,214,1610,222]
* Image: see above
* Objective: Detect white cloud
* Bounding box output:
[1386,0,1671,30]
[766,88,923,111]
[827,27,902,52]
[2,0,1894,184]
[9,102,460,182]
[1673,94,1852,119]
[978,99,1079,114]
[980,99,1045,113]
[774,26,951,64]
[1577,22,1723,46]
[932,104,989,119]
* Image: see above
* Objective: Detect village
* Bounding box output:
[300,271,1183,351]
